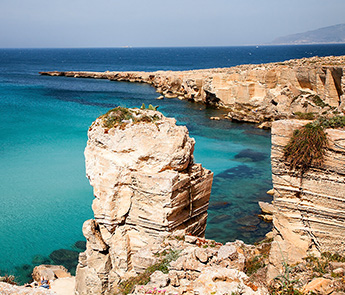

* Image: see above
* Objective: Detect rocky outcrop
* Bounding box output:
[126,231,269,295]
[75,108,213,294]
[267,119,345,279]
[40,55,345,124]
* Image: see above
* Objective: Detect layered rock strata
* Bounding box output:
[75,109,213,294]
[268,119,345,279]
[40,55,345,124]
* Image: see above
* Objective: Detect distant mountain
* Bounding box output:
[272,24,345,45]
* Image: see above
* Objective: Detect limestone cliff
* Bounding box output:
[268,119,345,279]
[75,108,213,294]
[40,55,345,124]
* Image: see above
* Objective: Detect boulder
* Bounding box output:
[32,265,71,282]
[302,277,333,295]
[217,244,238,261]
[148,271,169,288]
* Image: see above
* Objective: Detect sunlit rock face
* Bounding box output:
[267,119,345,280]
[75,109,213,294]
[41,55,345,124]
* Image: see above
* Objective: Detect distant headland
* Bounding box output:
[271,23,345,45]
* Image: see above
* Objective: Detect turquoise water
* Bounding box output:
[1,45,345,282]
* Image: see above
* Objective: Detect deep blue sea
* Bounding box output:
[1,45,345,282]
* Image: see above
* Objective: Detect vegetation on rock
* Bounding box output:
[268,252,345,294]
[284,122,328,173]
[0,274,17,285]
[284,115,345,172]
[293,112,315,120]
[317,115,345,129]
[118,249,180,295]
[100,106,161,130]
[140,103,159,111]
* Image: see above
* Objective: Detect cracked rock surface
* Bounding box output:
[75,109,213,294]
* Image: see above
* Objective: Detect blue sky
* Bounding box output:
[0,0,344,48]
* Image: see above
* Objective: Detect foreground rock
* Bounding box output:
[267,119,345,279]
[32,265,71,282]
[0,282,56,294]
[75,108,213,294]
[40,55,345,124]
[127,232,269,295]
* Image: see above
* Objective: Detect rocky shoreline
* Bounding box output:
[5,56,345,294]
[40,55,345,126]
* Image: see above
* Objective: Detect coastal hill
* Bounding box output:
[272,23,345,45]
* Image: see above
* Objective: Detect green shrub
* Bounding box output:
[269,262,302,295]
[101,107,134,129]
[317,115,345,129]
[245,255,265,275]
[309,95,328,108]
[100,106,161,130]
[284,122,328,173]
[119,249,180,294]
[294,112,315,120]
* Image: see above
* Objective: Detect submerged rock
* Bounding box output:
[74,241,87,251]
[235,149,267,162]
[49,249,79,273]
[215,165,260,180]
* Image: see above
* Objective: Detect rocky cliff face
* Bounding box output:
[268,119,345,279]
[40,55,345,125]
[75,108,213,294]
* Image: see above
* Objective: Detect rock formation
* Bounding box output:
[40,55,345,125]
[124,232,269,295]
[75,108,213,294]
[267,119,345,279]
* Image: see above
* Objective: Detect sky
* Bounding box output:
[0,0,344,48]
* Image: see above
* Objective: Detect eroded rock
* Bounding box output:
[75,109,213,294]
[268,119,345,280]
[41,55,345,125]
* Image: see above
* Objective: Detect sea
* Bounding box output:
[1,44,345,283]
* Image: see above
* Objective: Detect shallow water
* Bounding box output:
[1,45,345,282]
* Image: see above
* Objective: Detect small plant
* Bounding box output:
[100,106,161,130]
[101,107,134,129]
[245,255,265,275]
[321,251,345,262]
[0,274,17,285]
[140,103,159,111]
[309,94,328,108]
[294,112,315,120]
[284,122,328,173]
[316,115,345,129]
[119,249,180,294]
[269,262,302,295]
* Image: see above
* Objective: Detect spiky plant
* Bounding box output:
[284,122,328,173]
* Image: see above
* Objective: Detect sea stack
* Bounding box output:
[75,107,213,294]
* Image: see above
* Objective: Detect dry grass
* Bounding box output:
[284,122,328,173]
